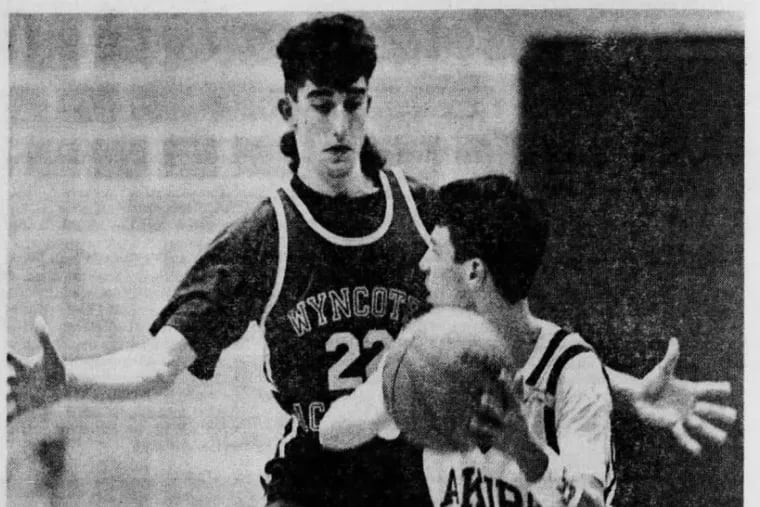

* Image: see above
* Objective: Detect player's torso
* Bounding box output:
[423,321,614,507]
[422,412,543,507]
[263,169,430,430]
[422,380,561,507]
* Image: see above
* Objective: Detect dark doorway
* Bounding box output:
[519,36,743,506]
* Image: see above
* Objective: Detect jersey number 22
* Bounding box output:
[326,329,393,391]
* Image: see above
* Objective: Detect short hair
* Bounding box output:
[432,175,549,304]
[276,14,377,99]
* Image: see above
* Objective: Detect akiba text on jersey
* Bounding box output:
[439,467,540,507]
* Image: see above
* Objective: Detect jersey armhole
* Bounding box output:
[389,167,432,248]
[260,190,288,327]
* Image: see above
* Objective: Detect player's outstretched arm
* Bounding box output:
[604,338,737,455]
[7,317,196,422]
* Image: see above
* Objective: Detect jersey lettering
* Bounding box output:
[371,287,388,317]
[440,467,538,507]
[292,401,328,432]
[326,332,363,391]
[326,329,393,391]
[308,402,325,432]
[292,403,307,431]
[306,293,329,326]
[287,302,311,337]
[328,288,352,321]
[353,286,370,317]
[388,288,406,321]
[286,286,419,335]
[462,467,487,507]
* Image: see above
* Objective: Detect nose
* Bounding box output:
[419,248,432,272]
[330,107,349,139]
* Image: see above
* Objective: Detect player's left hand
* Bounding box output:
[468,370,532,455]
[633,338,737,455]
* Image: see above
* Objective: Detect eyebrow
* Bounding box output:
[306,87,367,99]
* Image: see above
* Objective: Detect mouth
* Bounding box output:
[325,145,352,155]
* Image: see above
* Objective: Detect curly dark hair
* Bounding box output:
[276,13,377,99]
[433,175,549,304]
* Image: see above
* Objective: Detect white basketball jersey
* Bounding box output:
[423,319,616,507]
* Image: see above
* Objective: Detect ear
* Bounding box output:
[464,258,487,289]
[278,97,295,126]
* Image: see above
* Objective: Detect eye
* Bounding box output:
[311,101,334,114]
[344,98,364,112]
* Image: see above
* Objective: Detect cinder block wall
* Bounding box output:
[7,11,742,506]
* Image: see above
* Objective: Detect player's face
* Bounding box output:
[289,78,370,185]
[419,226,474,309]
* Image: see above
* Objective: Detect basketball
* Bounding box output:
[382,307,513,452]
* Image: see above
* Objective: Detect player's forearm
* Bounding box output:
[319,368,395,450]
[319,395,385,450]
[64,328,195,401]
[525,449,606,507]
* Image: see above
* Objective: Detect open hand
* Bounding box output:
[634,338,737,455]
[7,317,66,423]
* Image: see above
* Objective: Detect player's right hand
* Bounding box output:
[7,316,66,423]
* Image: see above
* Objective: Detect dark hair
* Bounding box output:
[432,175,549,304]
[279,130,386,179]
[276,14,377,99]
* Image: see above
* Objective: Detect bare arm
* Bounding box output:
[319,366,398,450]
[64,326,196,400]
[7,318,196,422]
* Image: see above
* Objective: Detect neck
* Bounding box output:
[476,296,539,368]
[298,159,375,197]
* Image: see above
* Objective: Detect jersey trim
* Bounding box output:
[389,166,432,247]
[543,344,593,453]
[260,191,288,392]
[261,191,288,326]
[281,171,394,246]
[526,329,570,386]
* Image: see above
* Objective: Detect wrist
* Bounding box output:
[606,367,640,403]
[528,452,583,507]
[513,438,549,482]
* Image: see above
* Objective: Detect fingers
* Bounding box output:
[7,393,17,424]
[672,421,703,456]
[685,414,728,445]
[7,353,25,372]
[34,316,60,359]
[692,381,732,398]
[694,401,738,425]
[477,393,506,424]
[659,338,680,379]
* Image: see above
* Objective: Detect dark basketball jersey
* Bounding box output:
[261,167,431,432]
[150,167,435,506]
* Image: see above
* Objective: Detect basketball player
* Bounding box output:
[319,176,723,506]
[8,13,736,507]
[419,175,615,506]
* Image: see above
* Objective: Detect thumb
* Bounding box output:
[658,337,679,380]
[34,316,61,362]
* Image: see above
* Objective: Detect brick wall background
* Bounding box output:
[7,11,743,506]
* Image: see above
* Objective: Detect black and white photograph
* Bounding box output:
[5,3,745,506]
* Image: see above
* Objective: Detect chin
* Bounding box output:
[326,164,356,180]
